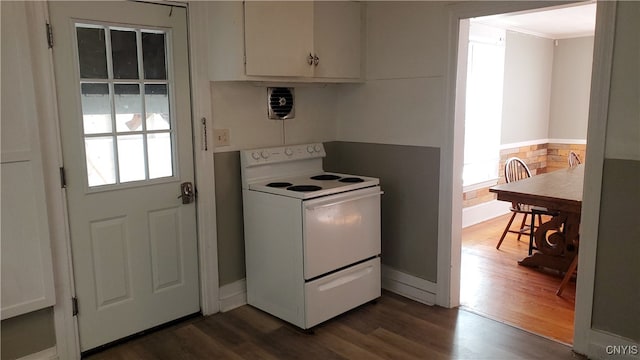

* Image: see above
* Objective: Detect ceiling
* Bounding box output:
[474,2,597,40]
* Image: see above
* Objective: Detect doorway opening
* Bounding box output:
[455,3,596,344]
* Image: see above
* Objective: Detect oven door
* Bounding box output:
[302,186,382,279]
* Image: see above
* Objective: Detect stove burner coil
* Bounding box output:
[339,177,364,183]
[267,182,293,188]
[287,185,322,192]
[310,174,341,181]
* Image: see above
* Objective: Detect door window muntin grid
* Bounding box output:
[75,22,176,189]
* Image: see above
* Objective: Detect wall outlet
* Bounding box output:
[214,128,230,147]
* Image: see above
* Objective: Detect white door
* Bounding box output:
[48,1,199,351]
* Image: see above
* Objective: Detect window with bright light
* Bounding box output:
[76,23,174,188]
[463,23,505,187]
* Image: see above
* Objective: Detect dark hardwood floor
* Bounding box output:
[461,213,576,345]
[84,213,579,359]
[85,290,584,360]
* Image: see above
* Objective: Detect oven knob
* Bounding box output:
[285,148,293,156]
[307,145,315,154]
[314,144,322,153]
[260,150,270,159]
[251,152,260,160]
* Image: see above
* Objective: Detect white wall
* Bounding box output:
[548,36,594,140]
[500,31,554,144]
[336,2,447,147]
[210,82,338,152]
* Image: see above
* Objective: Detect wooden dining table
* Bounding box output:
[489,165,584,295]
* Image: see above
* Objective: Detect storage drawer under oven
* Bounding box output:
[303,186,382,280]
[304,257,380,328]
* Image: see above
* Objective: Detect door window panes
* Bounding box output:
[75,23,175,188]
[142,32,167,80]
[85,137,116,186]
[111,29,139,79]
[114,84,142,132]
[117,135,146,182]
[145,84,170,130]
[81,83,112,134]
[76,27,108,79]
[148,132,173,179]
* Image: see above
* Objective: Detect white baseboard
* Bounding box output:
[381,265,436,305]
[16,347,57,360]
[218,279,247,312]
[586,330,640,360]
[220,267,438,313]
[462,199,510,228]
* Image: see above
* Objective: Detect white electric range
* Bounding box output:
[240,143,382,329]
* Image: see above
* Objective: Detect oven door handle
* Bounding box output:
[305,191,384,211]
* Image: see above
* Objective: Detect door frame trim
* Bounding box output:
[35,1,219,358]
[439,0,589,307]
[187,1,220,317]
[439,0,611,358]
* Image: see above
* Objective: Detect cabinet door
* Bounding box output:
[1,1,55,320]
[244,1,313,77]
[313,2,362,79]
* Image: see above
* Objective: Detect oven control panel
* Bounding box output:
[242,143,326,166]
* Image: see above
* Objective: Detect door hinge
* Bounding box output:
[46,23,53,49]
[72,297,79,316]
[59,167,67,188]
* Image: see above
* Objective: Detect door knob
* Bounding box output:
[178,182,195,204]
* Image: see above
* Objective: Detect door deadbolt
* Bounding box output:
[178,182,195,204]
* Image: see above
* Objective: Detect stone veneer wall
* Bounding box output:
[462,142,586,208]
[546,143,586,172]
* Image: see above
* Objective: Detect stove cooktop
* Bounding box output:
[249,172,379,199]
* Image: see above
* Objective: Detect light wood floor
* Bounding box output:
[85,291,584,360]
[461,213,576,345]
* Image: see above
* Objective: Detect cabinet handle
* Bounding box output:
[307,53,314,66]
[313,54,319,66]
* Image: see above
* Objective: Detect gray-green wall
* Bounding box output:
[213,142,440,285]
[590,1,640,342]
[1,308,56,360]
[213,151,246,286]
[592,160,640,341]
[324,142,440,282]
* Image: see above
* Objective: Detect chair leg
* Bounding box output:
[557,255,578,296]
[516,213,528,242]
[497,212,517,250]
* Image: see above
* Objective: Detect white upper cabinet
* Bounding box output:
[312,1,362,79]
[208,1,363,82]
[244,2,314,78]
